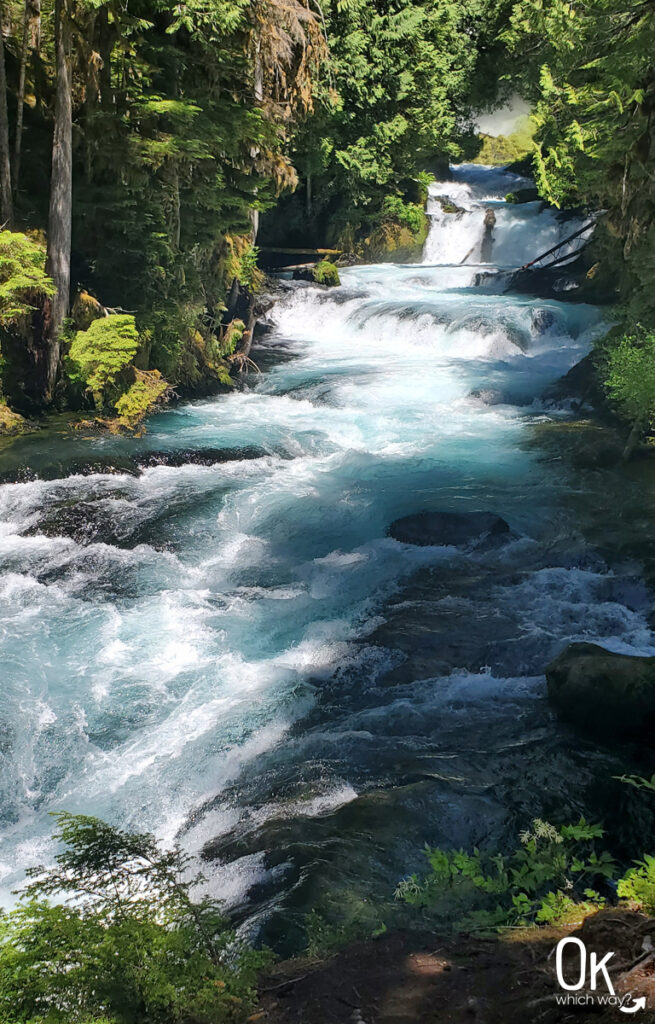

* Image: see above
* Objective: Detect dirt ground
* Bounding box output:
[257,911,655,1024]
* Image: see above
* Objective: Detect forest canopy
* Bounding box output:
[0,0,651,427]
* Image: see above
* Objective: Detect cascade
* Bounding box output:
[0,165,651,947]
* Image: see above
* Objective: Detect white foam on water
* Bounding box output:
[0,162,647,916]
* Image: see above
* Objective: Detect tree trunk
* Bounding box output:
[28,0,39,48]
[44,0,72,401]
[0,19,13,226]
[622,420,643,462]
[14,0,30,192]
[98,5,113,110]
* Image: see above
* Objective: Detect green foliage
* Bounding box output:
[236,245,261,291]
[473,118,535,167]
[616,773,655,794]
[68,316,140,407]
[617,855,655,915]
[0,232,54,324]
[395,818,615,931]
[602,330,655,429]
[0,812,269,1024]
[381,196,426,235]
[312,261,340,287]
[305,898,388,957]
[221,319,246,357]
[262,0,494,248]
[114,371,170,430]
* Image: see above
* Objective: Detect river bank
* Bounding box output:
[259,910,655,1023]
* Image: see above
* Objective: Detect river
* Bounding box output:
[1,164,654,951]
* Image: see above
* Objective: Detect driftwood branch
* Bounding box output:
[519,221,596,270]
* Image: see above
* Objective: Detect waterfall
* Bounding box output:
[423,163,590,269]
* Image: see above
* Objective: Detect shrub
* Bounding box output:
[313,260,340,287]
[0,231,54,325]
[68,315,140,407]
[0,813,269,1024]
[617,855,655,915]
[395,818,615,932]
[381,195,426,235]
[603,329,655,431]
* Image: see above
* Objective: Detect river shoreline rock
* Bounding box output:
[546,641,655,740]
[388,510,511,548]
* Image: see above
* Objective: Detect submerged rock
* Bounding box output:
[388,510,511,548]
[546,641,655,740]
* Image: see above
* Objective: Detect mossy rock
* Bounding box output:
[434,195,464,215]
[546,642,655,741]
[505,188,540,204]
[313,260,340,287]
[72,290,106,331]
[0,403,32,435]
[364,218,429,263]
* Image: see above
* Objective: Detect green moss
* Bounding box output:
[0,402,30,435]
[114,370,169,430]
[313,260,340,286]
[439,198,463,214]
[505,192,519,204]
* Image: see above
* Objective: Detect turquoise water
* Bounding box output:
[1,165,653,948]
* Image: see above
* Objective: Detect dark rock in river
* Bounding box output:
[531,307,556,335]
[546,641,655,741]
[468,387,505,406]
[388,510,511,548]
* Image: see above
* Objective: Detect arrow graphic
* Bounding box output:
[620,996,647,1014]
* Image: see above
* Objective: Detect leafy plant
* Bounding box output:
[0,231,54,323]
[0,812,269,1024]
[395,818,615,931]
[617,856,655,915]
[616,773,655,793]
[236,245,261,291]
[68,315,140,408]
[381,196,426,235]
[603,329,655,433]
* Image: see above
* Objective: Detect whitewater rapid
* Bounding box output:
[1,164,653,944]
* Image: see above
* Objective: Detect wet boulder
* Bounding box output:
[531,308,556,335]
[505,187,540,204]
[468,387,505,406]
[546,642,655,740]
[389,510,511,548]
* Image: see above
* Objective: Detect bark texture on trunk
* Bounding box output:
[14,0,30,191]
[44,0,72,401]
[0,22,13,226]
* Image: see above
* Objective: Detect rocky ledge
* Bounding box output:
[546,641,655,741]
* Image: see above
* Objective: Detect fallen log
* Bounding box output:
[259,247,342,256]
[519,221,595,270]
